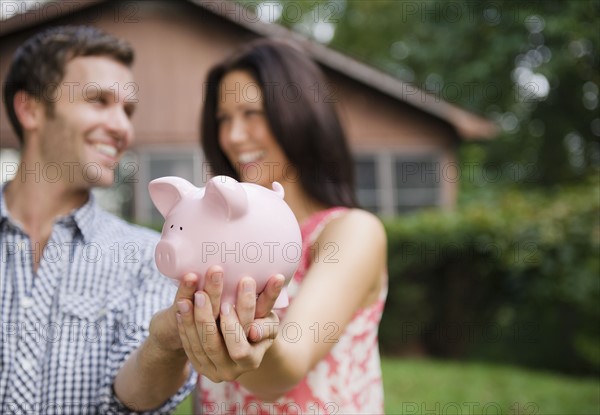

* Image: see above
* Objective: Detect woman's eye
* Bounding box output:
[217,114,230,123]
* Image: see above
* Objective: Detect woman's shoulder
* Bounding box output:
[318,208,387,246]
[328,208,385,230]
[339,208,383,224]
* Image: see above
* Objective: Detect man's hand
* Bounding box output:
[147,267,221,352]
[115,269,227,410]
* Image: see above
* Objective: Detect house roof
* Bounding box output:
[0,0,497,140]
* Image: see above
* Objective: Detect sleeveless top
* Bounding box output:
[196,207,387,414]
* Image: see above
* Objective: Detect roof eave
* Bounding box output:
[192,0,498,141]
[0,0,498,141]
[0,0,105,37]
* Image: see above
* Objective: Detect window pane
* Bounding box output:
[93,152,136,220]
[147,153,195,225]
[149,157,194,182]
[394,155,441,212]
[0,149,20,184]
[395,158,440,188]
[355,156,379,213]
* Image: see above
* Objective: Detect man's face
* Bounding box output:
[38,55,136,189]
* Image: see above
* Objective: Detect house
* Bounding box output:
[0,0,497,222]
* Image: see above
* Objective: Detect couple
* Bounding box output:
[0,26,387,414]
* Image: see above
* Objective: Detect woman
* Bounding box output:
[185,39,388,414]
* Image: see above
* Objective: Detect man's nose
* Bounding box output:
[107,106,133,147]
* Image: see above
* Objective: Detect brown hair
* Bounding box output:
[201,39,358,208]
[3,25,134,142]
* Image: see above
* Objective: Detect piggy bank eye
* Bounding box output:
[170,225,174,229]
[180,227,183,231]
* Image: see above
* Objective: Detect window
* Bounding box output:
[354,152,442,216]
[0,149,20,184]
[394,156,440,213]
[355,156,378,213]
[0,148,137,219]
[134,148,204,225]
[93,152,137,219]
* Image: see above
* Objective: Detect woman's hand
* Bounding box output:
[176,272,284,382]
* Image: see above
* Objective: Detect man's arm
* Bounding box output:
[114,269,283,411]
[112,273,199,412]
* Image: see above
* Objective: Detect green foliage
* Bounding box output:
[238,0,600,186]
[330,0,600,186]
[380,178,600,374]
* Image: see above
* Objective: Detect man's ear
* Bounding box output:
[13,91,45,132]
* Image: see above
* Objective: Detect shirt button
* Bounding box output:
[21,296,34,309]
[20,359,33,371]
[97,308,107,319]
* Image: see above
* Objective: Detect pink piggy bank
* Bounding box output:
[148,175,301,308]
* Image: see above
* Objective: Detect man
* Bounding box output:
[1,26,280,413]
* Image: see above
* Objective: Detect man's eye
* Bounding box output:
[125,106,135,118]
[87,96,107,105]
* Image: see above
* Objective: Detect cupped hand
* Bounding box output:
[147,271,199,352]
[175,274,284,382]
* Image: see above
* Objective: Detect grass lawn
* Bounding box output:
[174,358,600,414]
[381,358,599,415]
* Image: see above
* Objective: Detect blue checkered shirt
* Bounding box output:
[0,183,196,414]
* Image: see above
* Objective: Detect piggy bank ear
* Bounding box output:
[205,175,248,220]
[148,176,196,218]
[272,182,285,199]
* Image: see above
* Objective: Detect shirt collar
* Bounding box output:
[0,181,98,243]
[71,192,98,243]
[0,183,9,228]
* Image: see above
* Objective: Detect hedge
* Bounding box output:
[380,177,600,375]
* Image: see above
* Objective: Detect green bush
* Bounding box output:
[380,178,600,375]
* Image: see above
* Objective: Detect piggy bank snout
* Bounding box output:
[155,240,180,277]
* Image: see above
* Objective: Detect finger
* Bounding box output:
[176,312,200,369]
[174,273,201,306]
[247,324,261,343]
[203,266,224,319]
[195,292,234,368]
[177,297,215,372]
[164,273,202,342]
[220,303,252,367]
[255,274,285,318]
[176,299,207,367]
[251,330,277,360]
[248,312,279,343]
[236,278,257,337]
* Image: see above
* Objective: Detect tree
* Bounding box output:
[239,0,600,186]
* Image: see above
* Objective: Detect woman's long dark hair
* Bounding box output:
[201,39,358,208]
